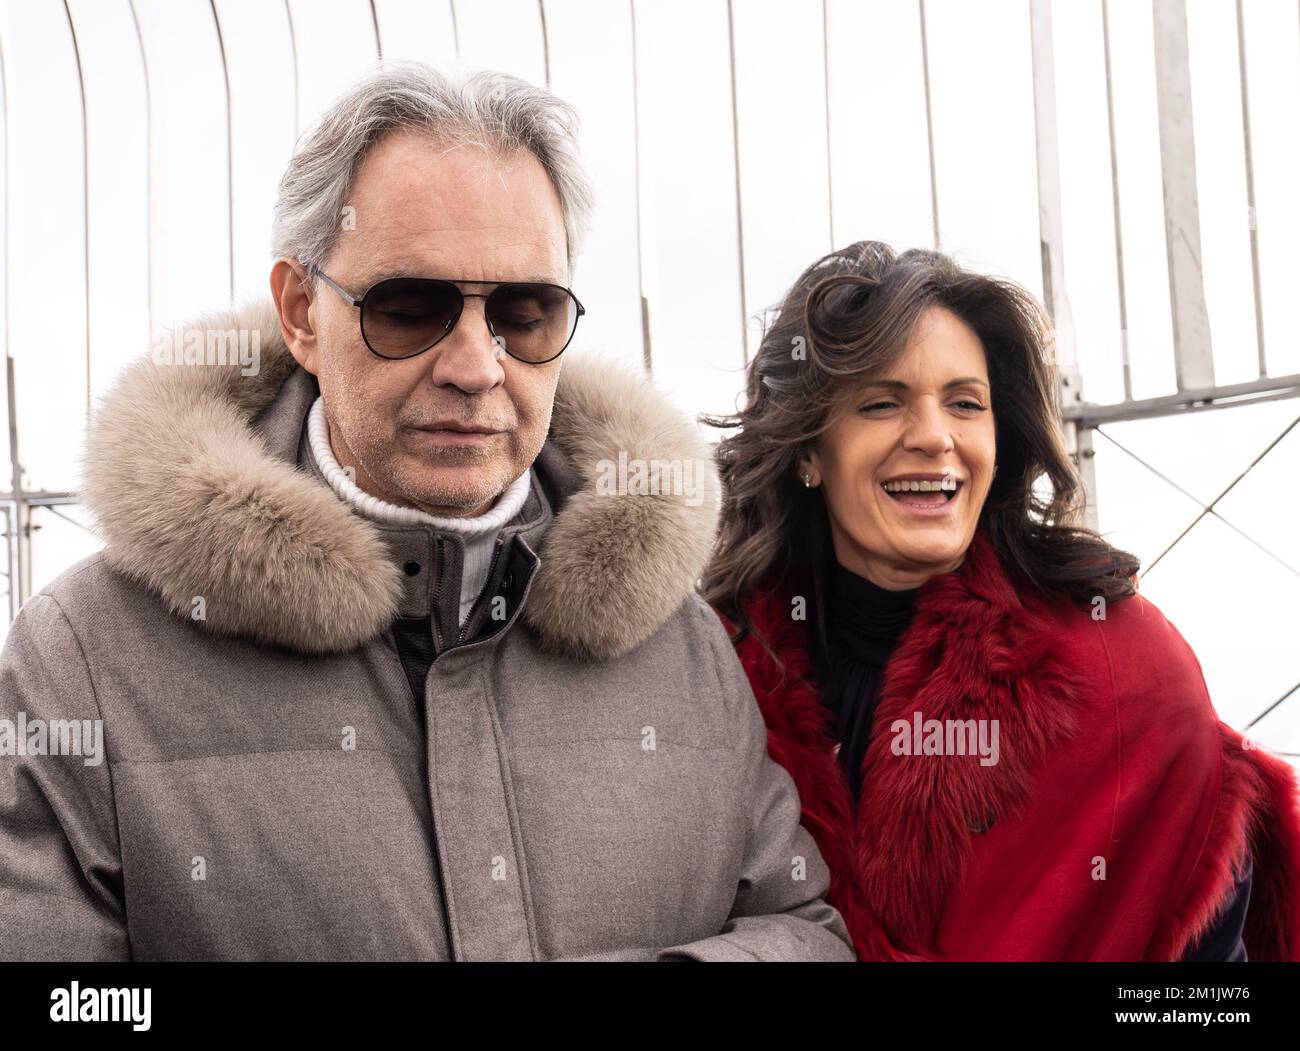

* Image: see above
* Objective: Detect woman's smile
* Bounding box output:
[879,472,964,517]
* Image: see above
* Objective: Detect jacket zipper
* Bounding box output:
[430,537,446,653]
[455,536,506,646]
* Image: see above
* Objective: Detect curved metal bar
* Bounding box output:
[821,0,834,246]
[209,0,235,301]
[538,0,551,86]
[0,17,14,617]
[126,0,154,339]
[918,0,939,249]
[629,0,649,371]
[285,0,300,138]
[61,1,90,422]
[725,0,748,364]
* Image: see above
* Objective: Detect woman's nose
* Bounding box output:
[901,401,954,456]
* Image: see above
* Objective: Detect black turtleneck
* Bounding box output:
[811,560,920,802]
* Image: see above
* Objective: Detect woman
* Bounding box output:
[702,241,1300,961]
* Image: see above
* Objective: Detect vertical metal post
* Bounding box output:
[1101,0,1133,402]
[1071,425,1100,533]
[1029,0,1074,362]
[1152,0,1215,391]
[1235,0,1266,378]
[1030,0,1097,530]
[1,504,15,622]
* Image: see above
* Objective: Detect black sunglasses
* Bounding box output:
[308,264,585,364]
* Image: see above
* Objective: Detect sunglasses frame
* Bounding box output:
[306,264,585,365]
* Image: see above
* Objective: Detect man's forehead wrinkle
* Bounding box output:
[346,214,515,258]
[349,221,565,286]
[352,218,560,268]
[357,191,550,249]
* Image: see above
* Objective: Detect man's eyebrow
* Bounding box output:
[858,376,990,392]
[358,263,413,284]
[361,266,563,286]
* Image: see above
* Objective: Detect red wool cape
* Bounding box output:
[724,526,1300,961]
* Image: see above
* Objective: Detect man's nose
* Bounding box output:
[425,295,505,395]
[901,399,955,456]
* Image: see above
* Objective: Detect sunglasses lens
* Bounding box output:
[362,278,461,358]
[486,284,579,363]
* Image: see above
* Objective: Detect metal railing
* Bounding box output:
[2,0,1298,650]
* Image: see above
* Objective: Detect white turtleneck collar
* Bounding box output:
[306,397,531,625]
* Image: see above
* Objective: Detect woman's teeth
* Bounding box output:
[881,477,961,507]
[881,479,959,493]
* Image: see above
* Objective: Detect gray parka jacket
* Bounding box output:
[0,299,852,962]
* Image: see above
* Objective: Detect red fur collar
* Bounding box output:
[734,527,1089,956]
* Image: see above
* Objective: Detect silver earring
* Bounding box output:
[801,473,813,487]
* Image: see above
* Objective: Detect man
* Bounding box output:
[0,64,852,961]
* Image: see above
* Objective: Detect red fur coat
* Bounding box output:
[724,526,1300,960]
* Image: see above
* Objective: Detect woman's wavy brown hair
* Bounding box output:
[700,240,1139,660]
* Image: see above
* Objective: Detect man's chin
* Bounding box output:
[387,463,509,519]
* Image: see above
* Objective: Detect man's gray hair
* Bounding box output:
[272,62,596,277]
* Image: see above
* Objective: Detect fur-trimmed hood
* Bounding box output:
[81,297,719,661]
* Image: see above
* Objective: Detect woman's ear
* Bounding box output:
[797,451,821,488]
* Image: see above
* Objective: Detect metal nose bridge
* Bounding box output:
[455,292,496,339]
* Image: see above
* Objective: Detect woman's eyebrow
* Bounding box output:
[858,377,989,391]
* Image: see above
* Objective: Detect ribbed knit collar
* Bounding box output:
[306,396,531,536]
